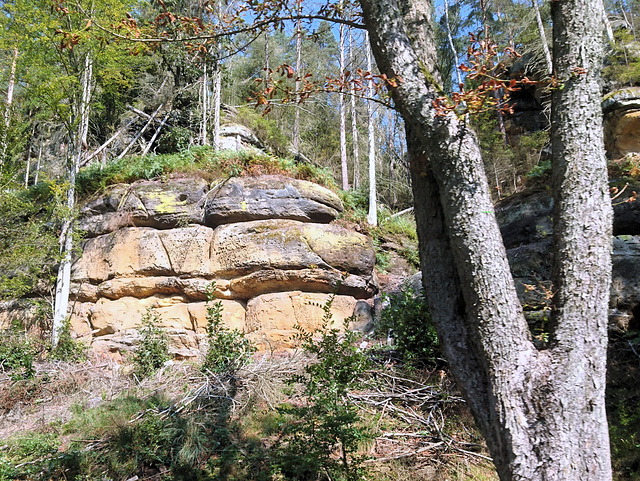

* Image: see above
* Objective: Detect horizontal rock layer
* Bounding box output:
[71,175,375,357]
[78,175,344,237]
[71,292,365,357]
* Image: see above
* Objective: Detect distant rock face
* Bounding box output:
[495,186,640,330]
[69,175,377,358]
[604,87,640,158]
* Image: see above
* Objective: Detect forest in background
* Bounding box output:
[1,0,637,206]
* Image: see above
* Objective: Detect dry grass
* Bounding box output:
[0,350,497,481]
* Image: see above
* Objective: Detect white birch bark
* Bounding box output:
[339,0,349,191]
[1,47,18,165]
[443,0,463,88]
[532,0,553,75]
[365,32,376,226]
[201,64,208,145]
[52,52,93,346]
[293,2,302,153]
[349,26,360,190]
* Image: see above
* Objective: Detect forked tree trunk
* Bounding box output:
[52,53,94,347]
[359,0,612,479]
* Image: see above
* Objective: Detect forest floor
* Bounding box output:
[0,347,499,480]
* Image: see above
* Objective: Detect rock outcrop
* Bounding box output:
[496,185,640,330]
[604,87,640,158]
[69,174,377,358]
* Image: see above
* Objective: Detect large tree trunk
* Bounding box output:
[359,0,612,479]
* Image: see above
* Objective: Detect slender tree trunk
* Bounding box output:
[201,63,208,145]
[349,26,360,189]
[78,54,92,168]
[52,52,94,346]
[293,1,302,153]
[359,0,612,479]
[212,0,222,148]
[212,62,222,148]
[1,47,19,166]
[602,0,614,42]
[52,157,75,348]
[264,30,270,88]
[365,32,376,226]
[443,0,463,89]
[532,0,553,75]
[24,122,35,187]
[339,0,349,191]
[34,141,42,185]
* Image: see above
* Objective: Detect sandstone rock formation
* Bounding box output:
[604,87,640,158]
[495,186,640,330]
[68,175,377,357]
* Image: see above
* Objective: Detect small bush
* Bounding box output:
[202,283,255,375]
[0,326,36,380]
[50,318,87,362]
[132,309,170,378]
[234,106,290,156]
[276,296,371,481]
[378,288,440,367]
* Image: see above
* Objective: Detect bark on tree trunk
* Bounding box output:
[349,26,360,190]
[365,32,377,226]
[532,0,553,75]
[293,3,302,154]
[359,0,612,479]
[339,0,349,191]
[1,47,19,166]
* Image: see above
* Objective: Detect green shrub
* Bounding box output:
[202,283,255,375]
[378,288,440,367]
[132,308,170,378]
[234,106,290,156]
[50,318,87,362]
[276,296,371,481]
[0,326,36,380]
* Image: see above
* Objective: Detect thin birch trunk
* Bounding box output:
[212,0,222,148]
[213,63,221,148]
[1,47,18,165]
[52,52,93,346]
[34,141,42,185]
[142,110,171,156]
[602,0,614,42]
[532,0,553,75]
[349,26,360,190]
[339,2,349,191]
[24,122,35,187]
[293,2,302,153]
[78,54,93,169]
[117,104,163,159]
[201,64,208,145]
[443,0,463,88]
[366,32,377,226]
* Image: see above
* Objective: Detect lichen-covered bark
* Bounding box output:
[359,0,612,479]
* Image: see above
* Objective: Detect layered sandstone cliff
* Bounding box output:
[68,175,378,358]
